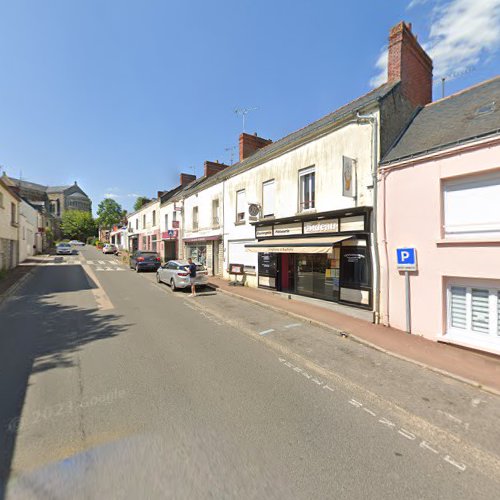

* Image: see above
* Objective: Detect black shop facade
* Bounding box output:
[246,207,372,309]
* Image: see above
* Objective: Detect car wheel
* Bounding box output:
[156,273,161,283]
[170,278,177,291]
[135,264,140,273]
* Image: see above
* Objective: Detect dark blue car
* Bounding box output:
[129,251,161,272]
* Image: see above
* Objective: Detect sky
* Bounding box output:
[0,0,499,214]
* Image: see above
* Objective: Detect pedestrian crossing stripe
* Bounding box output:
[95,268,125,272]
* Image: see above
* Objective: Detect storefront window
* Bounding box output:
[340,247,370,287]
[188,245,207,266]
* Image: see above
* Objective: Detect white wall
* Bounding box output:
[222,119,376,283]
[19,200,38,262]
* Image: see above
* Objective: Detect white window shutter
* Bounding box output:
[450,286,467,329]
[471,288,489,333]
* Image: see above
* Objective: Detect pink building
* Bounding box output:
[378,77,500,355]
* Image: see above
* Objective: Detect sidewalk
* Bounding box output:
[208,276,500,395]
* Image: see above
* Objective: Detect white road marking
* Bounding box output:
[378,417,396,428]
[105,267,113,271]
[293,367,302,373]
[349,399,363,408]
[363,408,376,417]
[278,358,286,363]
[301,372,312,379]
[444,455,467,471]
[312,378,323,385]
[98,260,106,264]
[284,362,293,368]
[284,323,301,329]
[420,441,439,454]
[398,428,417,440]
[86,260,94,264]
[96,268,104,271]
[323,385,335,392]
[259,329,275,336]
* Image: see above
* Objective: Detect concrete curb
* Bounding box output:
[209,283,500,398]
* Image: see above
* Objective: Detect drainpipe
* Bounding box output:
[356,112,380,324]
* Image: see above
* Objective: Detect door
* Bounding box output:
[213,242,219,276]
[280,254,295,293]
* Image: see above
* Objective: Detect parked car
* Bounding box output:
[69,240,85,246]
[156,260,208,290]
[129,251,161,272]
[56,242,72,255]
[103,244,118,254]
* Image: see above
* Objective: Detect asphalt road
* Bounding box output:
[0,246,499,499]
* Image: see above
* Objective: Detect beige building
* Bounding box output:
[0,178,21,270]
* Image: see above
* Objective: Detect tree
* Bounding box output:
[96,198,124,229]
[60,210,97,241]
[134,196,151,211]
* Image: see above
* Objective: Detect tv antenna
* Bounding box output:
[225,146,237,165]
[434,66,475,98]
[188,165,196,177]
[234,107,258,132]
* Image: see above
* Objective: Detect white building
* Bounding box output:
[172,22,433,314]
[19,199,39,262]
[0,177,20,270]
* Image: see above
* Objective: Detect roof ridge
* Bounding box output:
[425,75,500,108]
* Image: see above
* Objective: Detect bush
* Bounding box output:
[86,236,97,245]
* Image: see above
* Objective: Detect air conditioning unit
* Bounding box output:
[248,203,261,218]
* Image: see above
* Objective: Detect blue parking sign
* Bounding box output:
[396,248,417,270]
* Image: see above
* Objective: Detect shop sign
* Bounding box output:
[342,156,356,198]
[304,218,338,234]
[340,215,365,232]
[273,222,302,236]
[172,220,180,228]
[162,230,178,239]
[256,226,273,238]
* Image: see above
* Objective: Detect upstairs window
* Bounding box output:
[443,172,500,239]
[11,203,17,225]
[152,210,156,226]
[164,214,168,230]
[143,214,146,229]
[135,218,138,230]
[193,206,199,230]
[212,199,220,227]
[299,167,315,211]
[236,190,246,223]
[262,180,275,217]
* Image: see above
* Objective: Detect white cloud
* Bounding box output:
[104,192,119,199]
[408,0,430,9]
[369,0,500,87]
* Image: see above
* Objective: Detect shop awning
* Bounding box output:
[245,236,352,254]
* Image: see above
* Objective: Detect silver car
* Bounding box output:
[56,242,72,255]
[156,260,208,291]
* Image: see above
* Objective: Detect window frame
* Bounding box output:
[192,206,199,231]
[447,282,500,339]
[236,189,246,224]
[299,166,316,212]
[262,179,275,217]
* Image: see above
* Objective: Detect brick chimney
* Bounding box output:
[204,160,230,178]
[387,21,433,107]
[180,173,196,186]
[239,132,272,162]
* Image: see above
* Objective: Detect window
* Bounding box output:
[0,192,3,208]
[448,284,500,338]
[236,189,246,223]
[173,211,177,222]
[142,236,146,248]
[135,219,138,230]
[11,203,17,226]
[164,214,168,230]
[151,235,157,252]
[212,199,220,227]
[143,214,146,229]
[128,222,132,231]
[193,207,199,230]
[152,210,156,226]
[443,172,500,239]
[299,167,315,211]
[262,180,275,217]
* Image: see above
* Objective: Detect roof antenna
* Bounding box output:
[434,66,476,99]
[225,146,236,165]
[234,107,258,132]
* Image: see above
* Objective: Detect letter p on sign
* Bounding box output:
[396,248,417,271]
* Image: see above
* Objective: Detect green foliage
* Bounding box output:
[60,210,97,241]
[96,198,123,229]
[133,196,151,211]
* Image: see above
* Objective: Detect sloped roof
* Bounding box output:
[382,76,500,164]
[174,81,400,199]
[46,185,71,193]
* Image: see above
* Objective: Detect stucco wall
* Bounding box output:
[378,141,500,352]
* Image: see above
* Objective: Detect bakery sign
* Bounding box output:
[304,218,338,234]
[256,226,273,238]
[273,222,302,236]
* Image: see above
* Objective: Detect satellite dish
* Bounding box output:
[248,203,260,217]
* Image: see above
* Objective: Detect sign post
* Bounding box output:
[396,248,417,334]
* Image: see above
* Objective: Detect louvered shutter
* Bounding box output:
[471,288,489,333]
[450,286,467,329]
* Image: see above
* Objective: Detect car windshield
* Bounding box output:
[180,263,205,271]
[58,243,70,247]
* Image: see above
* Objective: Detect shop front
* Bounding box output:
[247,208,372,308]
[161,230,178,262]
[184,236,223,276]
